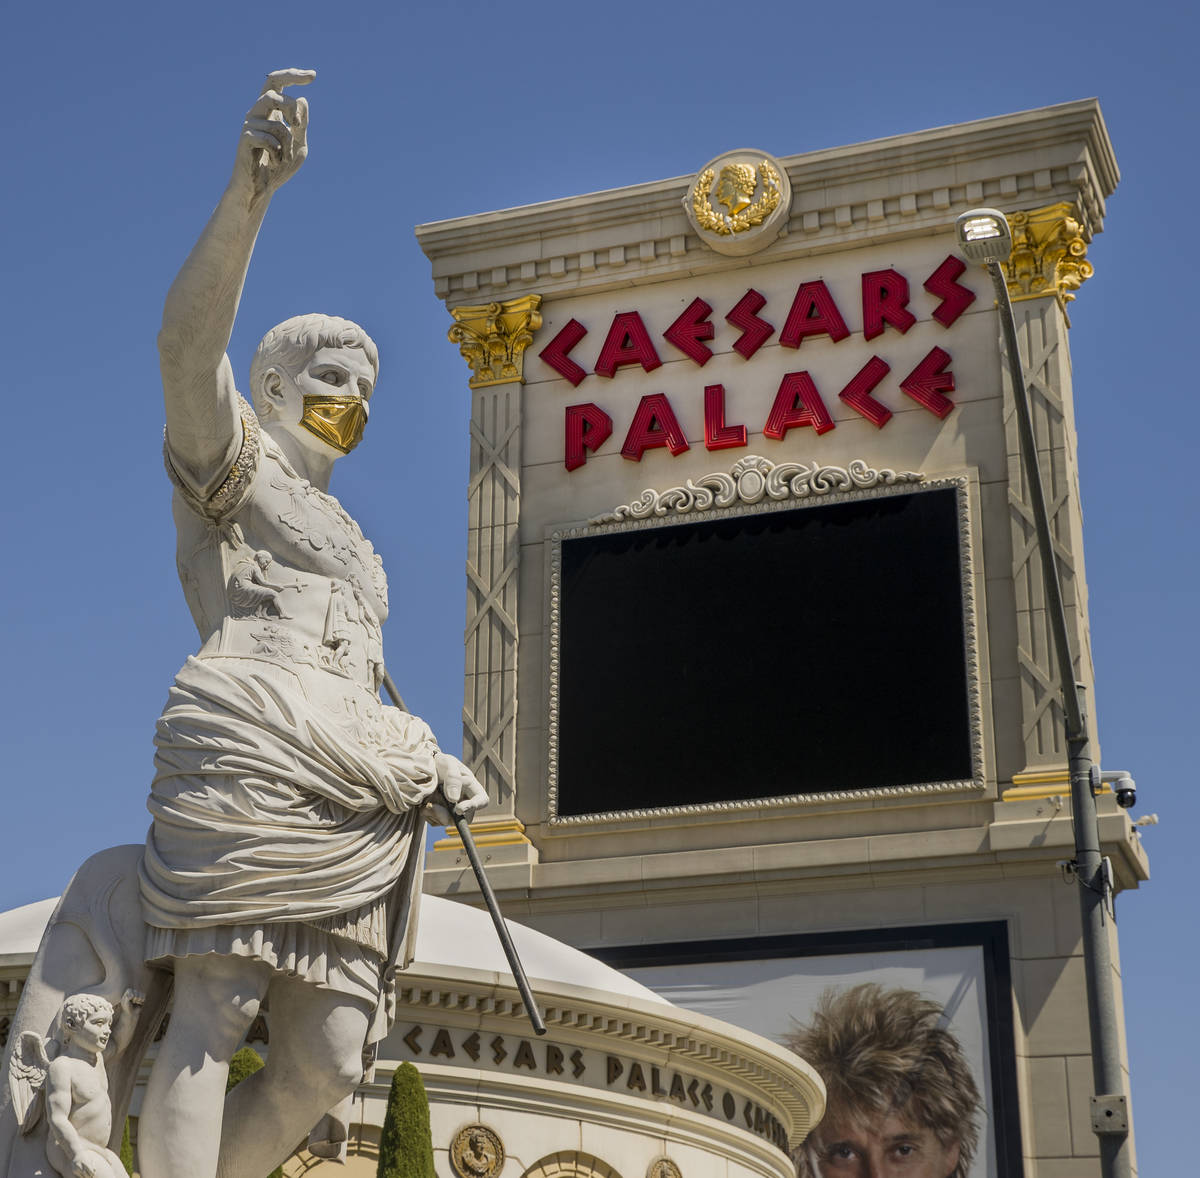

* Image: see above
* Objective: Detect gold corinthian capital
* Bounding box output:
[448,296,543,388]
[1002,202,1095,309]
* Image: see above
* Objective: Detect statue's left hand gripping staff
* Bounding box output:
[382,673,547,1036]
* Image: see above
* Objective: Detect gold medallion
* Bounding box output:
[684,149,791,257]
[449,1124,505,1178]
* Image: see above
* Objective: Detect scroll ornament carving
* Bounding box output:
[1002,202,1094,306]
[448,295,543,388]
[590,455,924,525]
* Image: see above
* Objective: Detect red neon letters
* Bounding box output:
[663,298,715,366]
[703,384,748,451]
[539,255,974,470]
[594,312,662,378]
[620,394,689,461]
[564,403,613,471]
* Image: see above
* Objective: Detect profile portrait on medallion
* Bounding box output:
[449,1123,504,1178]
[684,148,791,256]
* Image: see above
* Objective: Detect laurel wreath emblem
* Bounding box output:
[692,160,782,235]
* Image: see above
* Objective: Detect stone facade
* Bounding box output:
[0,897,822,1178]
[417,100,1148,1176]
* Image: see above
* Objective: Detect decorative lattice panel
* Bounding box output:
[462,383,521,809]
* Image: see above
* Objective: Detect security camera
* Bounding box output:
[1110,773,1136,810]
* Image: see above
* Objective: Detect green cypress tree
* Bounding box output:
[376,1062,434,1178]
[226,1045,266,1092]
[225,1046,283,1178]
[119,1118,134,1176]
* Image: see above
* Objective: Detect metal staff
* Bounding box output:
[382,672,547,1036]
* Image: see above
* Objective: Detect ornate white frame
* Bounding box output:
[545,456,985,825]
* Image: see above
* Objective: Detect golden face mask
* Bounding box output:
[300,395,367,454]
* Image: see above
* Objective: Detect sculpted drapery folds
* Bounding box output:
[130,69,488,1178]
[0,70,485,1178]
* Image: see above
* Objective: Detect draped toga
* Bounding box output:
[140,397,436,1039]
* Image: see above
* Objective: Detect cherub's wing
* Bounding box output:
[8,1032,51,1133]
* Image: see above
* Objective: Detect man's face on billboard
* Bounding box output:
[807,1105,960,1178]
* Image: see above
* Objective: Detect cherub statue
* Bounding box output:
[7,993,142,1178]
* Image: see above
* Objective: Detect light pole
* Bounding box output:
[955,209,1131,1178]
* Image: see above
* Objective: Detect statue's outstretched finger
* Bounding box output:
[263,67,316,94]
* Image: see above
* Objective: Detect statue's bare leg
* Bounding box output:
[46,1140,128,1178]
[215,973,372,1178]
[139,954,272,1178]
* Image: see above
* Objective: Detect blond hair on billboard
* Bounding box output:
[784,983,981,1178]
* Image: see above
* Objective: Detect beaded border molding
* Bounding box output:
[545,460,985,825]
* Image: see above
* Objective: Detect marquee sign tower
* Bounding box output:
[417,101,1147,1176]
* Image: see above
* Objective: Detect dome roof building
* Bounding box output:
[0,894,823,1178]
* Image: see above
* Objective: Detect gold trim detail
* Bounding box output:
[1011,769,1071,785]
[164,394,262,522]
[448,296,543,388]
[1003,768,1111,801]
[692,160,782,236]
[1002,202,1094,308]
[433,816,533,851]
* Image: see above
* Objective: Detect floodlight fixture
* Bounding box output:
[955,207,1012,264]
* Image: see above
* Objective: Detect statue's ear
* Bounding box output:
[259,368,285,416]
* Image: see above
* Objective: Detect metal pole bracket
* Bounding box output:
[1091,1094,1129,1134]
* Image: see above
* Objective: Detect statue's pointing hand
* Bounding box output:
[426,753,488,828]
[234,68,315,201]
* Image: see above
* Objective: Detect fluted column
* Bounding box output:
[436,297,541,858]
[999,205,1100,789]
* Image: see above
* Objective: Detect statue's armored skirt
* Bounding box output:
[140,400,438,1034]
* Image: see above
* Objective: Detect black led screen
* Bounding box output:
[555,487,972,817]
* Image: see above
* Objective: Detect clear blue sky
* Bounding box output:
[2,1,1194,1170]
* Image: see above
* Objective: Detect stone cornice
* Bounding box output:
[417,100,1117,307]
[496,804,1150,900]
[391,963,826,1148]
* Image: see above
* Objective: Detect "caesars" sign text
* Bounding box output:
[537,256,978,471]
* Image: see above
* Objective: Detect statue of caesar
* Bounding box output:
[136,69,487,1178]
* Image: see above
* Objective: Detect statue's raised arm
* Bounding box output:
[158,69,315,500]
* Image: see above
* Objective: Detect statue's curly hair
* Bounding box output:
[61,992,114,1035]
[783,984,980,1178]
[718,162,758,196]
[248,314,379,416]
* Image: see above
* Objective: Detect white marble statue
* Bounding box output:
[1,68,487,1178]
[0,847,169,1178]
[7,994,139,1178]
[128,66,488,1178]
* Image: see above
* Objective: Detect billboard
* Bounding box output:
[600,923,1021,1178]
[552,480,979,819]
